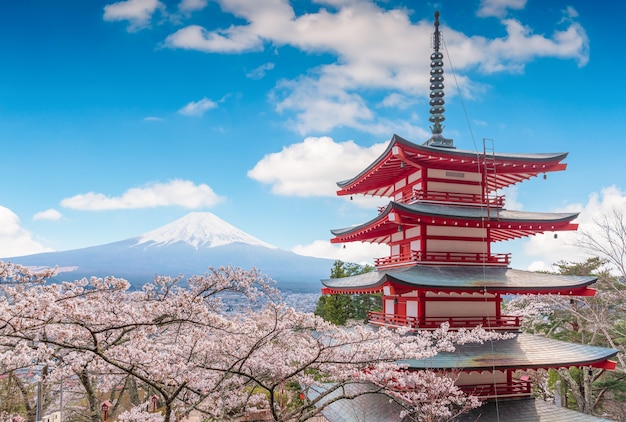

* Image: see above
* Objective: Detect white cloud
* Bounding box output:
[144,116,163,122]
[501,186,522,210]
[523,185,626,272]
[248,136,387,197]
[292,239,388,266]
[473,119,488,127]
[475,17,590,71]
[103,0,165,31]
[380,93,417,110]
[165,24,264,53]
[526,260,557,273]
[178,97,218,116]
[33,209,62,221]
[246,62,275,79]
[0,206,54,258]
[60,180,225,211]
[477,0,527,18]
[562,6,579,21]
[158,1,588,134]
[178,0,208,14]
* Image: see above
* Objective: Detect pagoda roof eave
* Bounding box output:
[321,265,597,295]
[400,333,618,371]
[330,202,580,244]
[337,134,569,196]
[311,388,614,422]
[393,202,579,223]
[458,398,615,422]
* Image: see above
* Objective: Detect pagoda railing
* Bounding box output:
[384,189,504,208]
[375,251,420,268]
[367,312,417,329]
[412,189,505,207]
[367,312,521,330]
[374,251,510,268]
[459,379,531,399]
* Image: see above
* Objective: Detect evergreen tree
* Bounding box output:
[315,260,380,325]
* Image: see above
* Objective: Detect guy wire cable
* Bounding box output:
[442,34,502,422]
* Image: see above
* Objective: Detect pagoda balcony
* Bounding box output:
[459,379,531,399]
[385,189,505,208]
[374,251,511,269]
[367,312,521,331]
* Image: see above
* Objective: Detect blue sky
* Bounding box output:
[1,0,625,273]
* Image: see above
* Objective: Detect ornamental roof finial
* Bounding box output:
[424,10,454,148]
[433,10,441,52]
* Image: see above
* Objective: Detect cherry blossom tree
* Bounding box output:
[506,257,626,418]
[0,262,502,421]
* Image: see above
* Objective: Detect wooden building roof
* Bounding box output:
[457,398,615,422]
[311,385,614,422]
[331,201,579,244]
[400,333,617,371]
[321,265,597,296]
[337,134,568,197]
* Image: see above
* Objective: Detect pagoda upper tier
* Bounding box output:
[321,265,598,296]
[332,201,579,245]
[337,134,568,203]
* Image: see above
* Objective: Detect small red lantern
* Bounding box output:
[151,394,158,412]
[101,401,112,421]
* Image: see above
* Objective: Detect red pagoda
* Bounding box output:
[320,11,617,421]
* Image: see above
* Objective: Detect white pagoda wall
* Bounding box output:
[456,370,507,386]
[424,292,496,318]
[406,300,418,318]
[384,299,395,315]
[394,178,406,201]
[389,169,426,200]
[408,170,421,184]
[426,239,485,253]
[426,226,487,253]
[426,169,481,195]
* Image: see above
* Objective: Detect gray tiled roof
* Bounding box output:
[311,387,614,422]
[308,383,405,422]
[457,398,615,421]
[337,134,568,188]
[400,333,618,370]
[330,201,579,236]
[321,265,596,293]
[396,202,578,222]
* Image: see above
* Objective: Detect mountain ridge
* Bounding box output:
[135,211,276,249]
[5,212,333,293]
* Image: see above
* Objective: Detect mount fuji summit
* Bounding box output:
[6,212,335,292]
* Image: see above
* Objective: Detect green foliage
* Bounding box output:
[554,256,608,276]
[329,260,375,279]
[531,257,626,417]
[314,260,380,325]
[0,372,30,419]
[315,294,351,325]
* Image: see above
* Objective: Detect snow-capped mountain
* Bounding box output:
[6,212,334,292]
[136,212,276,249]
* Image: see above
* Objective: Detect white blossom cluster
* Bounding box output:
[0,262,504,421]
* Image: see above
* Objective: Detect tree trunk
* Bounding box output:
[78,368,103,422]
[583,368,594,414]
[559,369,586,413]
[128,376,141,406]
[11,372,36,422]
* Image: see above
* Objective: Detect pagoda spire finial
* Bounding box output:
[424,10,454,148]
[433,10,441,52]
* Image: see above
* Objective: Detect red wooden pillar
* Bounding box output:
[418,290,426,326]
[419,223,427,260]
